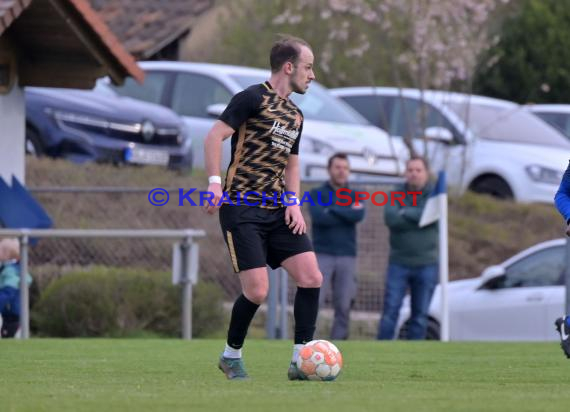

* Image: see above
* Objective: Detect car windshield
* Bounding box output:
[231,74,369,125]
[445,101,570,148]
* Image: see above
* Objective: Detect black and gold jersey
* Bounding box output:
[219,81,304,208]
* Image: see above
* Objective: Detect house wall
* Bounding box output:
[179,5,227,62]
[0,86,25,184]
[0,37,25,184]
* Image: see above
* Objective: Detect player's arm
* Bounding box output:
[284,154,306,235]
[204,120,235,214]
[555,161,570,235]
[203,88,259,214]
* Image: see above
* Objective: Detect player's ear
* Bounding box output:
[284,61,294,75]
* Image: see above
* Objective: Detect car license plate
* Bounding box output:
[124,147,169,166]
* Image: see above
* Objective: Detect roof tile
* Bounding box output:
[89,0,214,58]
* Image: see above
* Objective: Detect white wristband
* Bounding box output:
[288,195,299,206]
[208,175,222,185]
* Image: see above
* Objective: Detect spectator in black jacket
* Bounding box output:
[309,153,365,339]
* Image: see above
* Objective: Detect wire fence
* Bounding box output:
[0,228,204,339]
[27,182,397,338]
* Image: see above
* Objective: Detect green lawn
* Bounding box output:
[0,339,569,412]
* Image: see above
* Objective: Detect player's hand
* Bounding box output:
[566,223,570,237]
[204,183,223,214]
[285,205,306,235]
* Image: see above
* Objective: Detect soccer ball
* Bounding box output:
[296,339,343,381]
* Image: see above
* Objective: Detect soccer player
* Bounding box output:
[554,161,570,358]
[203,36,323,380]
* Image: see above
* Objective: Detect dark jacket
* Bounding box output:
[308,182,365,256]
[384,182,438,266]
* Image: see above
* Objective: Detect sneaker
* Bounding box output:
[555,317,570,359]
[287,361,304,381]
[218,355,249,380]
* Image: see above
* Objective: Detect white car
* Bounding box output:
[528,104,570,140]
[331,87,570,203]
[105,62,401,180]
[397,239,568,341]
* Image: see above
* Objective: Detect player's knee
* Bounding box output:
[245,287,268,305]
[299,270,322,288]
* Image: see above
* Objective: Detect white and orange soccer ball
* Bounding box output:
[296,339,343,381]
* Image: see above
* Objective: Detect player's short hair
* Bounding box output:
[270,35,312,73]
[406,155,430,171]
[328,153,349,169]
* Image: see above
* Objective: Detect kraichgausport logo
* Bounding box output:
[148,188,422,207]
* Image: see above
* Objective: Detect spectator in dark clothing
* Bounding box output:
[309,153,365,339]
[377,156,438,340]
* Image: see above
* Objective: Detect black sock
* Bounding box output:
[227,294,260,349]
[294,287,320,344]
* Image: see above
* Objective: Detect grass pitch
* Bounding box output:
[0,339,569,412]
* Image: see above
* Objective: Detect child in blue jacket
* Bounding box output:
[0,238,32,338]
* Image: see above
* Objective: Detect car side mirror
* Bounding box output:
[424,126,453,143]
[479,265,506,289]
[206,103,227,118]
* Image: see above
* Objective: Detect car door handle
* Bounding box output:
[526,293,543,302]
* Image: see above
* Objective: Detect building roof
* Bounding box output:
[89,0,213,59]
[0,0,143,87]
[0,0,31,33]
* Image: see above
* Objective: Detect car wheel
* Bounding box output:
[397,318,441,340]
[469,175,514,200]
[25,127,44,156]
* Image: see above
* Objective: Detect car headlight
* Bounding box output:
[525,165,563,184]
[303,137,335,156]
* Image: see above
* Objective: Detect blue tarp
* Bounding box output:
[0,176,52,230]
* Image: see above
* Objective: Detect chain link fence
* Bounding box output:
[27,182,398,338]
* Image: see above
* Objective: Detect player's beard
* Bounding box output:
[290,69,307,94]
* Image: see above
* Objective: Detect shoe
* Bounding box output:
[287,361,304,380]
[218,355,249,380]
[555,317,570,359]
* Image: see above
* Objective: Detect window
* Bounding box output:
[388,97,459,141]
[501,246,565,288]
[109,72,169,104]
[340,95,390,130]
[171,73,233,118]
[534,112,570,140]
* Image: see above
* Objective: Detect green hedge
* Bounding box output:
[32,267,224,338]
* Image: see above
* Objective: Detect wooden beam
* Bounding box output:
[18,59,105,89]
[47,0,126,85]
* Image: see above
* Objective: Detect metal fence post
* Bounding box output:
[266,268,278,339]
[19,234,30,339]
[279,268,288,340]
[180,237,192,340]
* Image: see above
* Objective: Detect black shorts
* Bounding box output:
[219,205,314,273]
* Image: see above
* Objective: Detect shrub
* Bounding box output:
[32,267,224,338]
